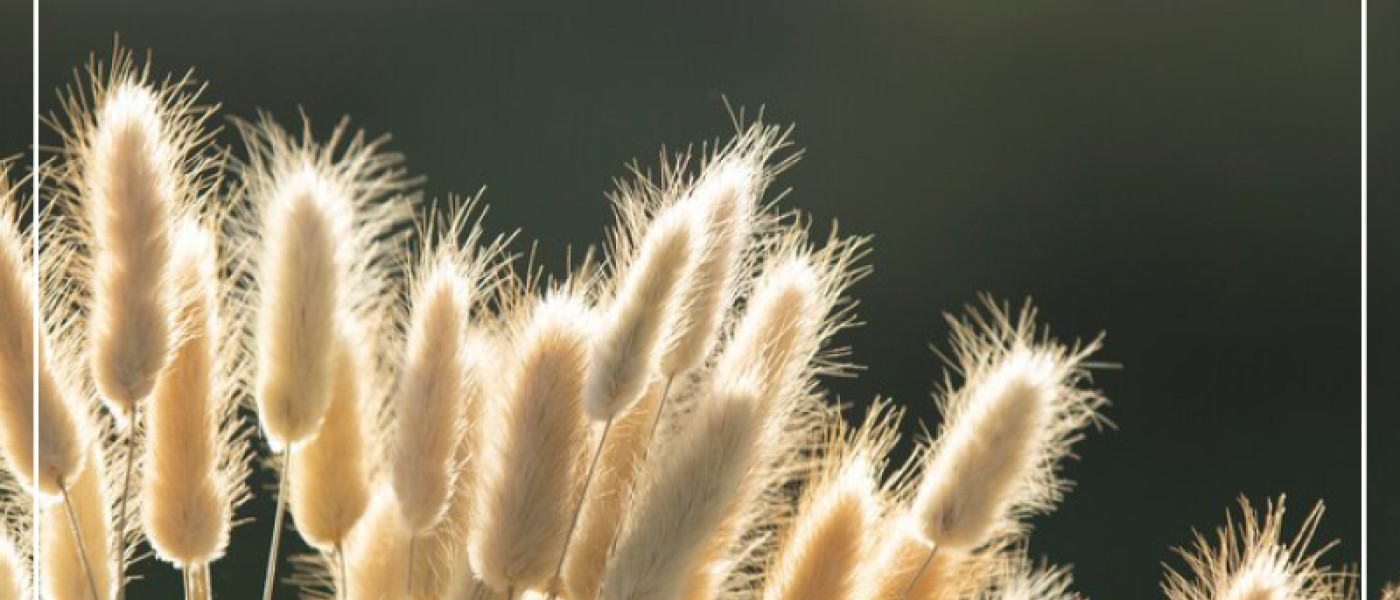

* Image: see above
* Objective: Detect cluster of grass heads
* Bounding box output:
[0,48,1356,600]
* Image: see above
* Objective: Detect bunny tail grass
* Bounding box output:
[470,291,593,592]
[561,381,663,600]
[553,201,698,599]
[978,554,1082,600]
[762,403,901,600]
[289,338,370,551]
[660,123,780,380]
[598,385,772,600]
[585,201,699,422]
[347,485,488,600]
[393,256,474,535]
[0,183,85,500]
[855,530,997,600]
[141,220,236,566]
[237,112,415,451]
[909,299,1107,555]
[248,163,342,450]
[394,262,471,600]
[1163,497,1351,600]
[42,447,114,600]
[714,224,869,410]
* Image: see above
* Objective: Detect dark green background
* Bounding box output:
[36,1,1362,598]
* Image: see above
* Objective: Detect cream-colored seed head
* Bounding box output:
[392,262,470,535]
[345,490,412,600]
[1164,498,1348,600]
[141,220,230,565]
[0,194,85,499]
[763,405,899,600]
[348,485,490,599]
[471,292,592,591]
[909,302,1106,555]
[855,529,996,600]
[255,167,344,450]
[715,255,822,404]
[599,387,766,600]
[87,82,178,423]
[910,348,1053,553]
[976,556,1081,600]
[585,204,698,421]
[563,380,664,600]
[40,447,114,600]
[763,461,880,600]
[661,160,756,378]
[290,335,371,550]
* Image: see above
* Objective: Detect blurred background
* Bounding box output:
[1,2,31,173]
[39,1,1361,598]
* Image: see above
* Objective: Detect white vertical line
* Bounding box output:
[29,0,39,597]
[1360,0,1368,593]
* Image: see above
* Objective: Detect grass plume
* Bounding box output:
[470,290,593,593]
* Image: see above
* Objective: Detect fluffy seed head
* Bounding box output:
[585,203,699,421]
[0,184,85,499]
[40,447,114,600]
[978,555,1082,600]
[762,404,900,600]
[141,219,233,565]
[563,380,665,600]
[600,385,768,600]
[714,225,868,408]
[909,301,1106,554]
[344,487,489,600]
[86,81,180,422]
[237,114,415,451]
[661,158,759,378]
[252,165,345,449]
[854,529,998,600]
[470,291,593,590]
[910,347,1053,552]
[1164,498,1350,600]
[290,334,371,550]
[392,260,471,535]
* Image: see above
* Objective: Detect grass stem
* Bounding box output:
[261,452,292,600]
[60,479,102,600]
[545,416,615,600]
[899,545,939,600]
